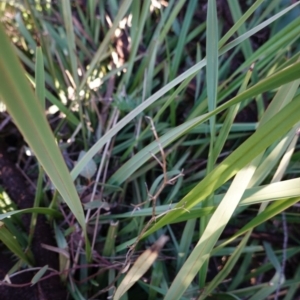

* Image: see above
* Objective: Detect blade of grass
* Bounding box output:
[62,0,79,86]
[199,231,252,299]
[0,24,86,231]
[220,1,300,56]
[214,197,300,253]
[164,154,258,299]
[199,0,219,287]
[35,47,45,108]
[219,0,265,48]
[124,0,151,86]
[31,265,49,285]
[0,207,60,220]
[0,221,33,265]
[227,0,253,59]
[171,0,197,77]
[213,63,254,160]
[114,235,169,300]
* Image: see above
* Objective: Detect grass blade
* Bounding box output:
[35,47,45,107]
[0,24,86,231]
[0,221,33,265]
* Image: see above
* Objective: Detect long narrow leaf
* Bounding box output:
[0,221,33,265]
[0,24,86,230]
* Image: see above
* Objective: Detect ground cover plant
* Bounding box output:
[1,0,300,299]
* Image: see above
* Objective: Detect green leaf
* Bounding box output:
[35,47,45,108]
[0,208,61,220]
[0,221,33,265]
[0,24,86,232]
[31,265,49,285]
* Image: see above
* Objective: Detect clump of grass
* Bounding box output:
[1,0,300,299]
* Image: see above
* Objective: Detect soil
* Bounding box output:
[0,145,67,300]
